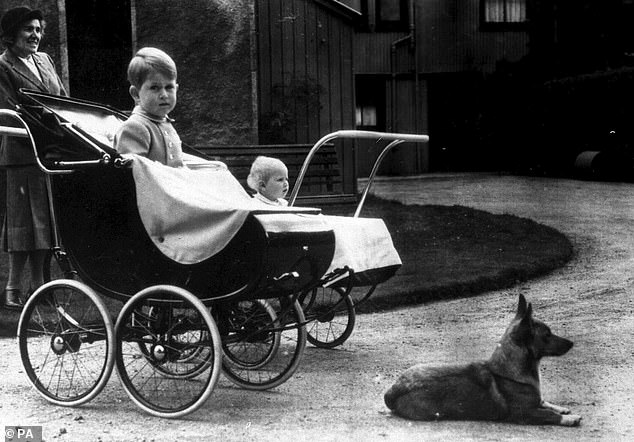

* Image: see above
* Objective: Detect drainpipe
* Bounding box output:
[389,0,417,168]
[390,34,411,132]
[410,0,422,170]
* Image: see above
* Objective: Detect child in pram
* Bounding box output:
[247,156,290,206]
[114,47,184,168]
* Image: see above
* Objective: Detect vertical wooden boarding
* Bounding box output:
[328,15,342,196]
[257,0,272,117]
[316,6,331,196]
[293,0,309,144]
[316,5,330,140]
[280,0,296,142]
[305,1,320,144]
[340,23,356,195]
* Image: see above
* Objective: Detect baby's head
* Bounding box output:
[247,156,289,202]
[127,47,178,118]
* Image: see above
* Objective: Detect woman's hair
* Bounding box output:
[127,47,177,88]
[247,156,287,191]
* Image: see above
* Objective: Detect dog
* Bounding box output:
[384,294,581,426]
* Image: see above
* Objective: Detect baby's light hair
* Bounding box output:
[127,47,177,88]
[247,156,287,191]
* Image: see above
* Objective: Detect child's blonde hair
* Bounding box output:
[127,47,177,88]
[247,156,287,191]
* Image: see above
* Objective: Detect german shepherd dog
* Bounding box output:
[384,295,581,426]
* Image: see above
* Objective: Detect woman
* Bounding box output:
[0,6,66,309]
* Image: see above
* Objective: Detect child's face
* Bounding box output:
[260,166,289,201]
[131,71,178,118]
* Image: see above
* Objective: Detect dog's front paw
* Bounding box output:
[560,414,582,427]
[541,400,570,415]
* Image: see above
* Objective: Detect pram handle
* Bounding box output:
[0,125,28,137]
[288,130,429,216]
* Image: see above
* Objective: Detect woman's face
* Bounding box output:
[12,18,42,58]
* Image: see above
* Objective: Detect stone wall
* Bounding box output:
[133,0,257,145]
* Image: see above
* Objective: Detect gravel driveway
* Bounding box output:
[1,173,633,441]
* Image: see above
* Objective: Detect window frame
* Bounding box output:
[359,0,409,33]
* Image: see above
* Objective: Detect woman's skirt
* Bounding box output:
[2,166,51,252]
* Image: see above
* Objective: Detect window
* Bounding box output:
[355,76,385,129]
[356,105,377,127]
[481,0,527,29]
[360,0,409,32]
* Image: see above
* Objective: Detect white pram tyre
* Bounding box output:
[114,285,222,418]
[221,297,306,390]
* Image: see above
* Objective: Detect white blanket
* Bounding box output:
[321,215,401,277]
[130,154,317,264]
[129,155,401,279]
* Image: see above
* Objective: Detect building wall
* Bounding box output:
[352,0,530,175]
[415,0,529,73]
[256,0,356,144]
[133,0,257,145]
[256,0,357,192]
[0,1,257,145]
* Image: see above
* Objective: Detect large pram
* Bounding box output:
[0,89,428,418]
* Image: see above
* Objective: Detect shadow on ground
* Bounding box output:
[0,196,573,336]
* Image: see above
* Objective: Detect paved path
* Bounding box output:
[1,173,632,441]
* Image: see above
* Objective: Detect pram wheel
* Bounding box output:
[114,285,222,418]
[220,299,281,370]
[17,279,115,406]
[301,286,356,348]
[220,297,306,390]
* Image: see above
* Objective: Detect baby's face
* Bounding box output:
[260,167,289,201]
[134,71,177,118]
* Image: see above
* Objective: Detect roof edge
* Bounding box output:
[314,0,362,22]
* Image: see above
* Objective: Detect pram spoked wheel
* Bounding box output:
[301,286,356,348]
[220,299,281,370]
[18,279,115,406]
[114,285,222,418]
[219,297,307,390]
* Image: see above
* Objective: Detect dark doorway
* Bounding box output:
[355,75,387,176]
[65,0,132,109]
[428,73,483,172]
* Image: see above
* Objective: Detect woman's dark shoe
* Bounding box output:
[3,288,24,310]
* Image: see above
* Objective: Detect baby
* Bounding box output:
[114,47,184,167]
[247,156,289,206]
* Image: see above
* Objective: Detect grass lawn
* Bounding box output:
[320,195,573,313]
[0,195,572,336]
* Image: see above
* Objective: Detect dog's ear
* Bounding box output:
[515,294,528,319]
[512,302,533,342]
